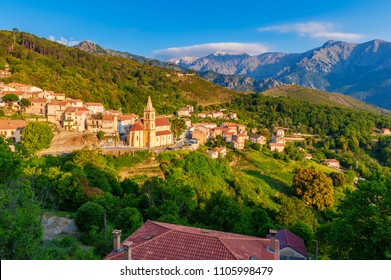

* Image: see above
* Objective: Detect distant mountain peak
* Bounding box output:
[211,51,249,56]
[74,40,105,54]
[173,39,391,110]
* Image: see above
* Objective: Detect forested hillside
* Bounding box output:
[0,30,235,114]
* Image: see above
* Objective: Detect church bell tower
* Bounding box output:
[143,96,156,147]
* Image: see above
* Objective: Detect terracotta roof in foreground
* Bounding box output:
[106,220,278,260]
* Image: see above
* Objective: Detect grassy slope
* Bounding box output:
[232,149,336,210]
[262,84,391,116]
[173,75,239,106]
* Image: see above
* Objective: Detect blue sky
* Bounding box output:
[1,0,390,60]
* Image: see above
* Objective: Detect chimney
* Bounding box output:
[112,229,121,251]
[123,240,133,260]
[269,229,278,252]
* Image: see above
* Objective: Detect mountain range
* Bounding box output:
[74,41,184,71]
[170,40,391,110]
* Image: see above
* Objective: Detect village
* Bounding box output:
[1,80,390,169]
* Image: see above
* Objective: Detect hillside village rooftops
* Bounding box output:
[106,220,278,260]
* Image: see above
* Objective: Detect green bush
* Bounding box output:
[76,202,104,233]
[115,207,143,234]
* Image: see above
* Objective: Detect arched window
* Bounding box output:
[146,113,149,120]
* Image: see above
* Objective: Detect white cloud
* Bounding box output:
[48,35,79,46]
[153,42,269,60]
[258,22,364,41]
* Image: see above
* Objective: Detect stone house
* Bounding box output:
[250,134,266,145]
[269,143,285,152]
[0,120,26,142]
[25,98,47,116]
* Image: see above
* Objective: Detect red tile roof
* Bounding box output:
[130,122,143,131]
[269,229,308,257]
[75,107,90,112]
[119,114,138,121]
[75,111,85,116]
[156,130,172,136]
[0,120,26,130]
[106,220,278,260]
[155,117,170,127]
[102,114,116,121]
[65,107,78,112]
[214,147,226,153]
[48,101,68,106]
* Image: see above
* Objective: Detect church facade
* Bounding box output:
[127,96,173,148]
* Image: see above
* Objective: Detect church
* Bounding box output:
[127,96,173,148]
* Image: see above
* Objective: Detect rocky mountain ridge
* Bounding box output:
[173,40,391,109]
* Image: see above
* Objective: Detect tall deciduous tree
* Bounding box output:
[0,139,42,259]
[21,121,53,154]
[327,180,391,259]
[293,168,334,211]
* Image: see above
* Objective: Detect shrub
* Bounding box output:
[76,202,104,233]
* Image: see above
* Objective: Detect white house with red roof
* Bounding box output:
[106,220,279,260]
[127,97,173,148]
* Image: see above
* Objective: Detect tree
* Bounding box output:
[0,137,22,183]
[2,93,19,106]
[97,130,105,141]
[329,172,346,187]
[0,139,42,259]
[293,168,334,211]
[115,207,143,234]
[327,180,391,259]
[19,98,31,112]
[170,118,186,139]
[76,202,105,233]
[21,121,53,154]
